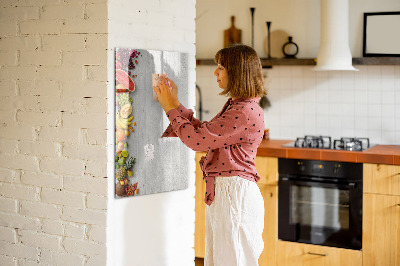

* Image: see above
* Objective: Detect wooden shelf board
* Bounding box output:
[352,57,400,65]
[196,57,400,67]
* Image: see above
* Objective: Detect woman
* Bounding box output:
[154,44,266,266]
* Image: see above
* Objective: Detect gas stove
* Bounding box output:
[283,135,373,151]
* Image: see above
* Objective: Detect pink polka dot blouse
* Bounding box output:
[162,97,265,205]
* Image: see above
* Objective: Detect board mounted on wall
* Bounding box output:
[114,48,190,198]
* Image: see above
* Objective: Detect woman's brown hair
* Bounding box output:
[214,44,266,99]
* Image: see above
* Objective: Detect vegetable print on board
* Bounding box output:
[114,48,190,198]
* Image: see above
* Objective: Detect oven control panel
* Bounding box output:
[281,158,362,180]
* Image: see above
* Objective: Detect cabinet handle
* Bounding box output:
[307,252,328,256]
[397,204,400,207]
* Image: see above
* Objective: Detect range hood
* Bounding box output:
[314,0,358,71]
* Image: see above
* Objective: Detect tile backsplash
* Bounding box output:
[196,65,400,145]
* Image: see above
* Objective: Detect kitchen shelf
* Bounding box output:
[196,57,400,67]
[352,57,400,65]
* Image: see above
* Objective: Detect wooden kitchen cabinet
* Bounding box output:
[195,152,207,258]
[363,193,400,266]
[363,164,400,266]
[364,163,400,196]
[256,156,279,266]
[255,156,278,186]
[276,241,362,266]
[258,184,278,266]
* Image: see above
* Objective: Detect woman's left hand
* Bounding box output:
[153,77,175,113]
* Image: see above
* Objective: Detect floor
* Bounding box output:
[195,257,204,266]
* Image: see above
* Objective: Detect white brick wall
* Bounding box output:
[2,0,198,264]
[0,0,108,265]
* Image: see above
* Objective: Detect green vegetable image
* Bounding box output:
[118,157,125,166]
[121,150,129,158]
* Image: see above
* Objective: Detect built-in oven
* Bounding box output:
[278,158,363,250]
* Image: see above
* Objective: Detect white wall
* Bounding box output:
[264,65,400,144]
[196,0,400,58]
[197,64,400,145]
[196,0,400,145]
[107,1,197,266]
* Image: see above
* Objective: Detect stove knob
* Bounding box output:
[334,164,341,174]
[297,161,305,171]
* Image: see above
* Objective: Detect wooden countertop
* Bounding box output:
[256,139,400,165]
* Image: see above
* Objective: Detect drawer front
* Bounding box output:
[364,164,400,196]
[277,241,362,266]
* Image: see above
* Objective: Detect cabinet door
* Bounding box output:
[259,185,278,266]
[363,193,400,266]
[364,164,400,196]
[195,152,207,258]
[255,156,278,186]
[277,241,362,266]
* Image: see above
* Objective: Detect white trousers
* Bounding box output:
[205,176,264,266]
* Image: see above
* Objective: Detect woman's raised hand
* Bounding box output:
[153,76,175,113]
[160,75,180,109]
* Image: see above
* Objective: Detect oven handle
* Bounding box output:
[280,177,357,189]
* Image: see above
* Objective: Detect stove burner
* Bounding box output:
[295,135,332,149]
[287,136,372,151]
[333,137,370,151]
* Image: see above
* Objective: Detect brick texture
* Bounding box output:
[0,212,41,231]
[20,171,62,189]
[39,158,85,176]
[41,219,64,236]
[40,249,85,266]
[0,226,17,243]
[19,229,61,251]
[0,183,39,201]
[0,241,39,261]
[20,200,62,219]
[61,207,106,226]
[0,197,18,213]
[0,168,16,183]
[63,237,106,257]
[0,255,15,266]
[63,175,107,194]
[41,188,85,208]
[64,222,85,239]
[0,0,108,264]
[87,225,106,243]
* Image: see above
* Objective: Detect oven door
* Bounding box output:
[278,176,362,250]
